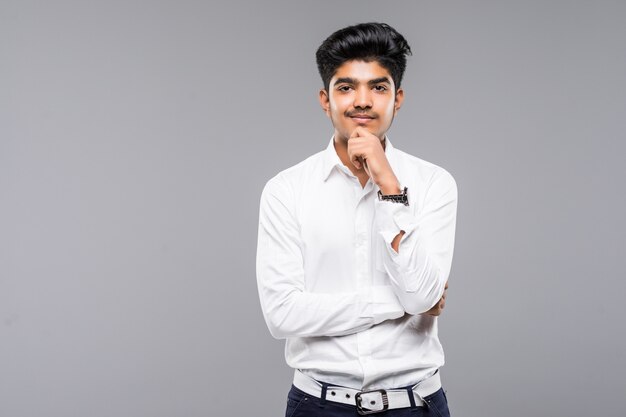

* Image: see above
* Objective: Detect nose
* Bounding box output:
[353,86,372,109]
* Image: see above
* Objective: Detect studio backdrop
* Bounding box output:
[2,1,625,416]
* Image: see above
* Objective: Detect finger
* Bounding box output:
[350,127,364,139]
[348,145,365,170]
[362,159,371,176]
[346,143,359,168]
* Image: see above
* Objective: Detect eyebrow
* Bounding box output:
[334,76,392,86]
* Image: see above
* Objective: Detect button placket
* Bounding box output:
[354,201,366,281]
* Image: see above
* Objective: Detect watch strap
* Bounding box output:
[378,187,409,206]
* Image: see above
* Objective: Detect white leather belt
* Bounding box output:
[293,369,442,414]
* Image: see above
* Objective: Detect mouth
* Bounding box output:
[349,114,375,124]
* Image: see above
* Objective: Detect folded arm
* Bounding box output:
[256,177,404,339]
[374,169,458,315]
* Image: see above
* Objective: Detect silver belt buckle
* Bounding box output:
[355,389,389,415]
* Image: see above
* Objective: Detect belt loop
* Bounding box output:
[319,382,328,407]
[406,386,417,409]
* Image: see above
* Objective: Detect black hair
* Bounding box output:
[315,22,412,92]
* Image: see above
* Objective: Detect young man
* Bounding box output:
[256,22,457,416]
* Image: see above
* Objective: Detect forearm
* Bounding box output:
[256,279,404,339]
[375,171,458,315]
[389,231,445,316]
[378,237,448,314]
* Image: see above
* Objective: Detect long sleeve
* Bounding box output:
[256,177,405,340]
[374,169,458,315]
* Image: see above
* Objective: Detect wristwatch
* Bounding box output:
[378,186,409,206]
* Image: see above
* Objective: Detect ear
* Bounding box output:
[394,88,404,115]
[318,89,330,117]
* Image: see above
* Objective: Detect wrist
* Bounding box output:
[378,179,401,195]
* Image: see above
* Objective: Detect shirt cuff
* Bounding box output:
[374,198,419,244]
[358,285,404,323]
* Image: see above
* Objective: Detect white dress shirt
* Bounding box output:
[256,137,458,390]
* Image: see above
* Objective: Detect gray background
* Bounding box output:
[2,1,625,416]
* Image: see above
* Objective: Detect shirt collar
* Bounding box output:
[322,135,396,182]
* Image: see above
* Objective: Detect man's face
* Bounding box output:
[319,59,404,143]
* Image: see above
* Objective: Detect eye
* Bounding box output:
[337,85,352,92]
[373,85,388,92]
